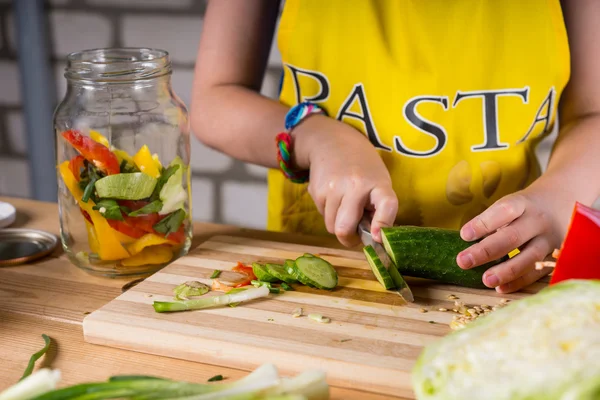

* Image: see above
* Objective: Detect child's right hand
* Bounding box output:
[293,115,398,247]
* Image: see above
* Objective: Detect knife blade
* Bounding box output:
[358,216,414,302]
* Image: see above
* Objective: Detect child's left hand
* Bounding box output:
[456,185,571,293]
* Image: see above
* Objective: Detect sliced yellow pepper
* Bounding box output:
[127,233,175,256]
[90,130,110,148]
[133,145,161,178]
[85,220,100,254]
[114,149,136,168]
[121,245,173,267]
[152,153,163,170]
[58,161,130,261]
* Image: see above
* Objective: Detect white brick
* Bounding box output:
[87,0,193,8]
[6,111,27,155]
[122,16,202,64]
[245,163,268,179]
[261,67,283,99]
[49,12,112,57]
[170,68,194,109]
[0,158,31,198]
[0,62,20,104]
[222,181,267,229]
[191,177,214,221]
[190,136,233,173]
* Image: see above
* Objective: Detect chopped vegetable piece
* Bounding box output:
[308,313,331,324]
[157,158,187,215]
[212,279,235,292]
[251,280,272,288]
[363,245,396,290]
[61,129,120,175]
[281,282,294,291]
[550,202,600,284]
[133,144,161,178]
[20,334,51,381]
[0,368,61,400]
[127,200,163,217]
[292,308,303,318]
[68,155,85,181]
[153,285,269,312]
[265,263,298,284]
[173,281,210,300]
[210,270,222,279]
[89,129,110,148]
[412,280,600,400]
[95,173,157,200]
[292,254,338,290]
[252,262,279,283]
[153,209,186,236]
[207,375,224,382]
[107,219,146,239]
[59,162,129,260]
[231,262,257,287]
[226,287,248,307]
[93,199,124,221]
[120,245,173,267]
[84,221,100,254]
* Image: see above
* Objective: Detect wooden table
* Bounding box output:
[0,196,397,400]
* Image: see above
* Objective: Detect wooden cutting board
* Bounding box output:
[83,235,547,398]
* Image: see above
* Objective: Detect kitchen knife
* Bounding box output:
[358,216,414,302]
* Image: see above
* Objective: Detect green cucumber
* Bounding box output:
[265,263,297,284]
[292,254,338,290]
[95,173,157,200]
[363,246,396,290]
[381,226,507,289]
[252,263,279,283]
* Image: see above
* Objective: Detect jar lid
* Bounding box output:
[0,201,16,229]
[0,228,58,267]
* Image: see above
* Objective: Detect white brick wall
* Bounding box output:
[0,158,30,198]
[0,1,280,229]
[122,15,202,64]
[0,62,21,104]
[222,181,268,229]
[87,0,194,8]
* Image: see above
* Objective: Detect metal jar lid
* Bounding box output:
[0,228,59,267]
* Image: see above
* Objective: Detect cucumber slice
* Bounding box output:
[292,254,338,290]
[95,173,157,200]
[265,263,297,284]
[363,245,396,290]
[252,263,279,283]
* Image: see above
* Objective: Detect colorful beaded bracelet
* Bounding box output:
[276,102,325,183]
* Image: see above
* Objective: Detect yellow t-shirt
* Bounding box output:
[267,0,570,235]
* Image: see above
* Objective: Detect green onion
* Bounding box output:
[207,375,224,382]
[153,286,269,313]
[269,287,281,294]
[210,270,222,279]
[173,281,210,300]
[281,282,293,291]
[251,280,272,288]
[81,178,97,203]
[20,334,51,381]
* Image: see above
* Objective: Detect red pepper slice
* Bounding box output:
[550,202,600,285]
[61,130,120,175]
[107,219,146,239]
[69,155,86,182]
[80,207,93,225]
[232,262,257,287]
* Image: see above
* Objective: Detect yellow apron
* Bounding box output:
[268,0,570,235]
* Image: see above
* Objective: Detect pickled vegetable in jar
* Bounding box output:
[54,48,192,277]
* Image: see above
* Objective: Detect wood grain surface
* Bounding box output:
[84,235,548,398]
[0,196,406,400]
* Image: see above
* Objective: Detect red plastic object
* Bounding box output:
[550,202,600,284]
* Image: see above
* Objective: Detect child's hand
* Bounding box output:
[296,117,397,247]
[456,186,569,293]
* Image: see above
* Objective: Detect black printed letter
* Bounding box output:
[518,87,555,143]
[285,64,330,104]
[453,88,529,151]
[337,84,391,151]
[395,96,449,157]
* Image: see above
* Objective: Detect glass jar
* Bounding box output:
[54,48,192,277]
